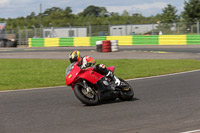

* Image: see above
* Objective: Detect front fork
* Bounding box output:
[83,79,93,93]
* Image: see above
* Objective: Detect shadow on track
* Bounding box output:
[82,97,139,107]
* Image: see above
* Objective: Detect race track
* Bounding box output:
[0,45,200,60]
[1,70,200,133]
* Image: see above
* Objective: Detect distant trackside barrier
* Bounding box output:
[29,35,200,47]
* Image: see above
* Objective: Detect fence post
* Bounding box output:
[126,24,128,35]
[196,18,199,34]
[128,20,133,35]
[49,23,54,38]
[87,22,91,37]
[67,23,71,37]
[40,24,43,38]
[171,19,176,35]
[67,23,71,30]
[177,23,180,34]
[17,26,21,45]
[151,19,154,35]
[23,26,28,45]
[32,25,36,38]
[76,27,78,37]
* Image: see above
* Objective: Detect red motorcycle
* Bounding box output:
[65,62,134,105]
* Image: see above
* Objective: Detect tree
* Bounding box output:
[27,12,36,19]
[81,5,108,17]
[159,4,179,23]
[43,7,63,15]
[63,7,74,19]
[182,0,200,22]
[3,5,163,28]
[64,7,72,14]
[0,18,5,22]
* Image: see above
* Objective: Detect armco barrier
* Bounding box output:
[106,36,132,45]
[28,38,32,47]
[159,35,187,45]
[133,35,158,45]
[90,36,106,46]
[187,35,200,45]
[74,37,90,46]
[30,38,44,47]
[44,38,59,47]
[29,35,200,47]
[59,37,74,46]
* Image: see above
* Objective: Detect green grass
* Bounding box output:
[0,59,200,91]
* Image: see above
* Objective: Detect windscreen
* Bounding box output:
[65,62,76,76]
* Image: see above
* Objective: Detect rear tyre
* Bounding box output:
[118,78,134,101]
[73,83,99,106]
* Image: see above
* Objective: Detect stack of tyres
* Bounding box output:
[111,40,119,52]
[96,41,102,52]
[102,40,111,52]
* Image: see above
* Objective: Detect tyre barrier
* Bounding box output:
[102,40,111,52]
[96,41,102,52]
[110,40,119,52]
[96,40,119,52]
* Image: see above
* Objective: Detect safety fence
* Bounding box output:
[5,21,200,45]
[28,35,200,47]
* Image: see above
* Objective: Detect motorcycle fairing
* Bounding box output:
[66,64,81,86]
[78,70,104,84]
[107,66,115,73]
[68,67,104,89]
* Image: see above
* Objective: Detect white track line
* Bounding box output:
[0,69,200,93]
[126,69,200,81]
[0,86,66,93]
[181,129,200,133]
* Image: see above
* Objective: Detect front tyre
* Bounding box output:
[73,83,99,106]
[118,78,134,101]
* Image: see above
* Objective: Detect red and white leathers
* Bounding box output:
[78,55,96,69]
[77,56,121,86]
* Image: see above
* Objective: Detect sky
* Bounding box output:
[0,0,186,19]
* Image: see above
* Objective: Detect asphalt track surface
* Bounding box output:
[0,70,200,133]
[0,45,200,133]
[0,45,200,53]
[0,45,200,60]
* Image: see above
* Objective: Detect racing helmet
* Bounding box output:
[69,50,81,63]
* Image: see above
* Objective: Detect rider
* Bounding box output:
[69,50,121,86]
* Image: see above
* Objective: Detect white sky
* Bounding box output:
[0,0,185,18]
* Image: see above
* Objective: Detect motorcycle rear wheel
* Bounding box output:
[118,78,134,101]
[74,83,99,106]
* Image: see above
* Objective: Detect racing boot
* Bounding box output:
[106,71,121,86]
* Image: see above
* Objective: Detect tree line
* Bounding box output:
[0,0,200,30]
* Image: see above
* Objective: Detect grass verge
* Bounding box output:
[0,59,200,91]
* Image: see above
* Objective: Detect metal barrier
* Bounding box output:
[5,21,200,45]
[29,35,200,47]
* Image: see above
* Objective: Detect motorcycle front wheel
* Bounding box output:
[118,78,134,101]
[73,83,99,106]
